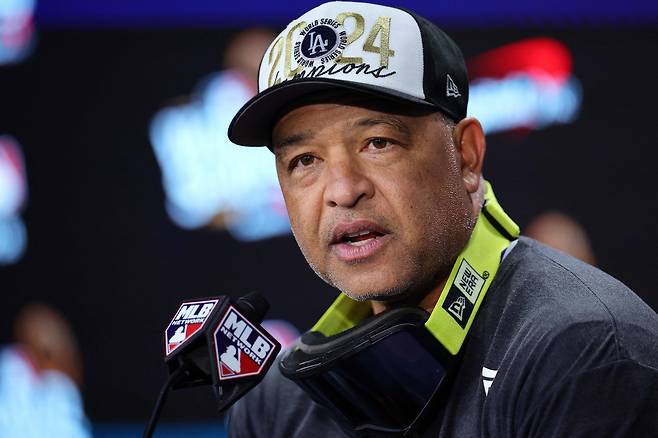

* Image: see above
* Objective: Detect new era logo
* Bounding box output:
[446,74,461,98]
[442,259,487,328]
[448,296,466,321]
[454,259,485,305]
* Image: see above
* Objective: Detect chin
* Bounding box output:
[332,266,442,307]
[338,280,411,303]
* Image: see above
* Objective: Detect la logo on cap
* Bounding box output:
[295,18,348,67]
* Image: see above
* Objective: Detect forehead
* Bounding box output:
[278,91,431,119]
[271,93,436,144]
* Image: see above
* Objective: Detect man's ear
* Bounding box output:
[452,117,486,195]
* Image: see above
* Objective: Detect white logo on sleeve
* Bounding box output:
[482,366,498,396]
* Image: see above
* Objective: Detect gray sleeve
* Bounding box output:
[225,359,278,438]
[226,396,266,438]
[519,360,658,437]
[226,359,347,438]
[483,310,658,438]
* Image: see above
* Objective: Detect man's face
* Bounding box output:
[272,96,474,303]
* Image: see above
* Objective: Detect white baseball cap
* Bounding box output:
[229,1,469,146]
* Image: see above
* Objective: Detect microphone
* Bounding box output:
[143,292,281,438]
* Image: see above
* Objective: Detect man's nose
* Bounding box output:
[323,158,375,208]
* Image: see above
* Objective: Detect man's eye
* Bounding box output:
[368,138,392,149]
[291,154,316,170]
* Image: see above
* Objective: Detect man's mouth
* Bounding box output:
[340,230,385,246]
[330,221,391,262]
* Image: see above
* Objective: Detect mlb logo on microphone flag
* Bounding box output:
[165,299,218,356]
[214,306,276,380]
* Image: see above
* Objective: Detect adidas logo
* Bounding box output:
[482,366,497,396]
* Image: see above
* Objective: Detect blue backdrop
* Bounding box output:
[36,0,658,28]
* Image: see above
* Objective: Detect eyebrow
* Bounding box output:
[272,115,410,155]
[353,116,411,136]
[272,131,315,153]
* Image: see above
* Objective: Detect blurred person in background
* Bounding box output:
[0,303,91,438]
[525,210,596,266]
[150,28,287,240]
[223,28,276,93]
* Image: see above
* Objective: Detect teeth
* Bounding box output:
[347,237,374,246]
[346,230,371,238]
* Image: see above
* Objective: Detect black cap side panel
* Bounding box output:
[401,9,469,121]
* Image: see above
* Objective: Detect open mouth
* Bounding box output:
[340,230,385,246]
[330,220,391,262]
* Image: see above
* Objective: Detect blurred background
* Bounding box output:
[1,0,657,436]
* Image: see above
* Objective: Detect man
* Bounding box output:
[226,2,658,436]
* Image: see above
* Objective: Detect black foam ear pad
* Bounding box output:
[300,330,327,346]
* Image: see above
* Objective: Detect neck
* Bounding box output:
[370,277,449,315]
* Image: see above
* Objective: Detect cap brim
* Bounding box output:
[228,78,436,147]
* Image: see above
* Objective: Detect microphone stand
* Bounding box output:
[142,359,193,438]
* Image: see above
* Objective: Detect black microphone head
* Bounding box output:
[148,294,281,438]
[161,293,280,413]
[236,291,269,324]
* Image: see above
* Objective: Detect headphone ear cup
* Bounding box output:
[300,331,327,346]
